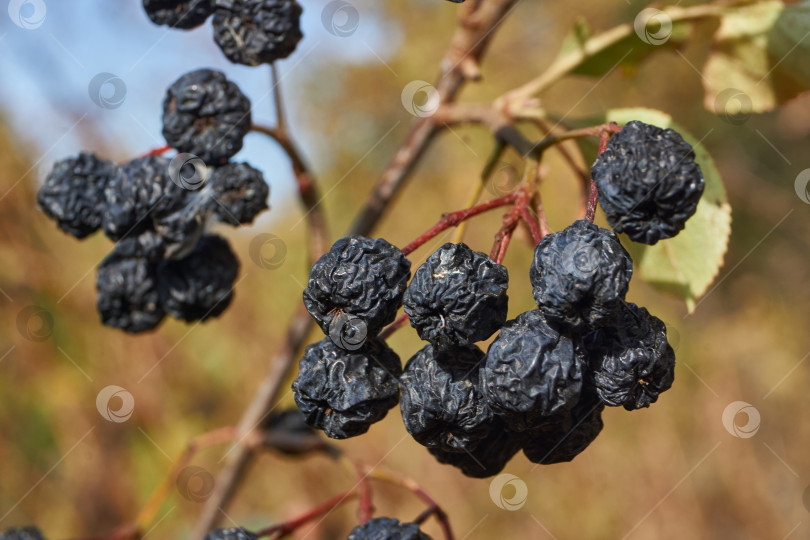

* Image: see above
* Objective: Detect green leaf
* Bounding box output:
[703,1,810,114]
[574,108,731,312]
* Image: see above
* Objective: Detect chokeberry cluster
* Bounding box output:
[142,0,304,66]
[37,69,268,333]
[292,120,698,478]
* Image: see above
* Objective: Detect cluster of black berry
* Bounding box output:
[292,121,703,478]
[37,69,268,332]
[142,0,303,66]
[203,516,434,540]
[0,527,46,540]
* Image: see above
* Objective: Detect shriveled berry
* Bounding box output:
[404,243,508,349]
[143,0,214,29]
[261,407,325,456]
[347,517,432,540]
[303,236,411,338]
[207,162,269,225]
[400,344,492,453]
[428,423,521,478]
[530,220,632,331]
[482,310,584,431]
[37,153,117,238]
[591,120,705,245]
[162,69,251,165]
[212,0,304,66]
[157,234,239,322]
[0,527,48,540]
[202,528,257,540]
[585,302,675,410]
[292,336,402,439]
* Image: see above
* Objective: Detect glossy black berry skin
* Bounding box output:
[404,243,508,349]
[143,0,214,29]
[0,527,48,540]
[212,0,304,66]
[347,517,432,540]
[530,220,632,331]
[202,528,258,540]
[162,69,251,165]
[303,236,411,338]
[428,423,521,478]
[400,344,492,453]
[207,162,269,225]
[157,234,239,322]
[37,153,117,238]
[482,310,585,432]
[591,120,705,245]
[96,241,165,333]
[292,336,402,439]
[585,302,675,411]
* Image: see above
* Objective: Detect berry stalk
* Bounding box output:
[585,124,620,223]
[254,490,359,538]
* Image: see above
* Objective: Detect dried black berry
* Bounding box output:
[400,344,492,453]
[591,120,705,245]
[303,236,411,338]
[482,310,585,432]
[404,243,508,349]
[530,220,632,331]
[212,0,304,66]
[428,423,521,478]
[292,336,402,439]
[203,528,257,540]
[0,527,47,540]
[162,69,251,165]
[347,517,432,540]
[207,162,269,225]
[143,0,214,29]
[97,242,165,333]
[114,229,168,263]
[585,302,675,410]
[157,234,239,322]
[37,153,117,238]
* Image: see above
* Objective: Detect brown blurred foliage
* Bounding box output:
[1,2,810,539]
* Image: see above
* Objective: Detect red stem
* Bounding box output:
[138,144,172,158]
[585,123,620,222]
[355,463,374,524]
[256,490,359,538]
[519,207,542,244]
[378,313,410,340]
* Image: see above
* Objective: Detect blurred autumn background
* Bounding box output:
[1,1,810,538]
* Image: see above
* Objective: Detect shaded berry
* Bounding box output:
[347,517,432,540]
[585,302,675,410]
[404,243,508,349]
[37,153,117,238]
[530,220,632,331]
[292,336,402,439]
[207,162,269,225]
[203,528,257,540]
[143,0,214,29]
[591,120,705,245]
[157,234,239,322]
[162,69,251,165]
[482,310,584,431]
[212,0,303,66]
[428,423,521,478]
[0,528,47,540]
[303,236,411,338]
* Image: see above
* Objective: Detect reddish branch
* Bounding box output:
[378,312,410,341]
[136,144,172,158]
[585,123,620,223]
[255,490,359,539]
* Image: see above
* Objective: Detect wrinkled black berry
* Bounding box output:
[37,153,117,238]
[203,528,257,540]
[0,527,47,540]
[162,69,251,165]
[212,0,303,66]
[157,234,239,322]
[347,517,432,540]
[404,243,508,349]
[102,156,174,239]
[591,121,705,245]
[482,310,585,432]
[97,242,165,333]
[428,423,521,478]
[530,220,632,331]
[143,0,214,29]
[585,302,675,410]
[303,236,411,338]
[207,162,269,225]
[400,344,492,453]
[292,336,402,439]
